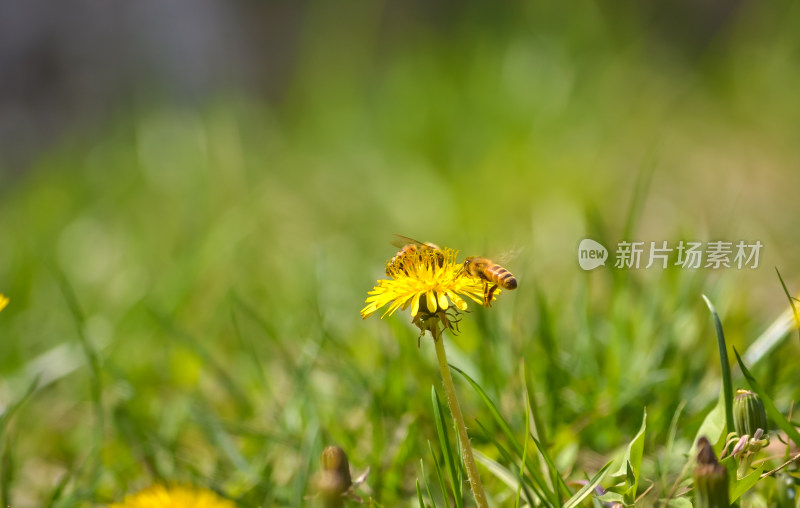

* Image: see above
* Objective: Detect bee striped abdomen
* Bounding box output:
[488,265,517,289]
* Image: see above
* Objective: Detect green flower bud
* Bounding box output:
[734,389,768,436]
[693,437,730,508]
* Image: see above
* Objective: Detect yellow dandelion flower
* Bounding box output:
[0,294,7,313]
[360,247,497,321]
[110,485,235,508]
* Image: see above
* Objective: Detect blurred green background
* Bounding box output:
[1,1,800,506]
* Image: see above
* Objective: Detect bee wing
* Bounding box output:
[494,247,524,265]
[391,234,427,249]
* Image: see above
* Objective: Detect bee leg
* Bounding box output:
[484,284,498,308]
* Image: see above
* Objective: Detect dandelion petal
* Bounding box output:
[410,294,420,316]
[437,292,448,310]
[426,290,436,312]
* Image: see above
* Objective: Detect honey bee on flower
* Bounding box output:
[461,256,518,307]
[361,237,516,343]
[386,234,445,276]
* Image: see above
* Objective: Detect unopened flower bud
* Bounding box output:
[731,435,749,458]
[693,436,730,508]
[317,446,352,508]
[734,389,768,437]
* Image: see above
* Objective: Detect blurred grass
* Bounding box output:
[1,2,800,506]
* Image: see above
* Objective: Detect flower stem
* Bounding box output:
[434,332,489,508]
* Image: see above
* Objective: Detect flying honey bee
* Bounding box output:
[386,235,444,276]
[462,256,517,307]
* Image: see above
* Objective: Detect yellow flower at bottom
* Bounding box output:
[360,247,492,320]
[0,294,8,313]
[110,485,235,508]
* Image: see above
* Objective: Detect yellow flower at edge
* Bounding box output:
[0,294,8,313]
[360,247,494,320]
[110,485,235,508]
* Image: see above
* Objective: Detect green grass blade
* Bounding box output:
[450,364,559,506]
[193,404,251,473]
[511,428,573,504]
[702,295,735,435]
[1,438,15,508]
[230,292,294,363]
[733,348,800,446]
[112,404,163,481]
[522,341,549,448]
[666,400,685,457]
[229,303,267,387]
[148,308,252,411]
[53,270,105,492]
[473,449,524,492]
[621,156,656,242]
[420,458,437,508]
[43,466,72,508]
[470,448,537,506]
[528,432,572,502]
[515,394,530,508]
[454,425,464,501]
[775,267,800,344]
[0,376,39,438]
[294,422,321,508]
[522,360,554,494]
[416,479,426,508]
[431,387,464,508]
[563,459,613,508]
[428,441,449,508]
[473,420,539,506]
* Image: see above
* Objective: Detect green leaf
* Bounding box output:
[597,490,624,503]
[724,457,765,502]
[691,391,726,457]
[563,460,613,508]
[733,348,800,447]
[609,409,646,504]
[702,295,735,436]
